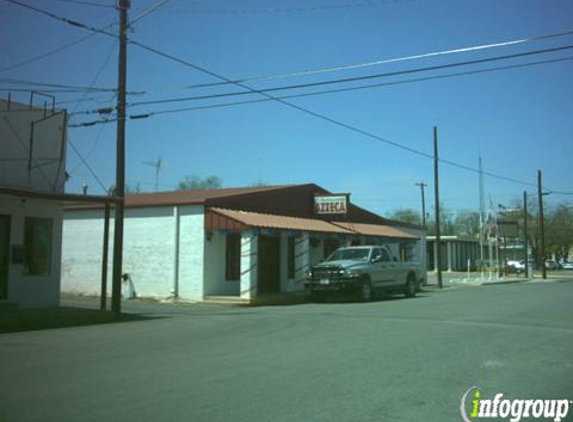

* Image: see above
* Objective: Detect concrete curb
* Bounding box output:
[480,279,531,286]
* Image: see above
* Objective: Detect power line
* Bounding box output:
[42,0,116,8]
[182,0,429,15]
[67,138,108,191]
[9,0,573,94]
[69,122,106,174]
[71,55,573,120]
[142,29,573,91]
[125,45,573,108]
[129,0,173,26]
[1,32,96,73]
[0,0,117,37]
[69,40,117,117]
[67,39,117,177]
[7,0,568,195]
[0,77,120,93]
[127,40,557,191]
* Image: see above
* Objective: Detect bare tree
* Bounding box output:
[177,175,223,190]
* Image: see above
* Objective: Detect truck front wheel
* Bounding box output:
[357,279,373,302]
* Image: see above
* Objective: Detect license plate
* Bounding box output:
[320,279,330,285]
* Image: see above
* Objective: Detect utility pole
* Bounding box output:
[433,126,442,288]
[415,181,427,227]
[523,191,529,278]
[478,156,485,279]
[537,170,547,280]
[111,0,130,315]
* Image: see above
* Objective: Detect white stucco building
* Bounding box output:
[0,98,68,308]
[62,184,426,304]
[0,98,113,309]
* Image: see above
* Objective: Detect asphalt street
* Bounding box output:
[1,279,572,422]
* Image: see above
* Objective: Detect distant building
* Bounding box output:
[427,236,485,272]
[62,184,426,303]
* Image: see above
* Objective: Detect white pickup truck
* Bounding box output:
[305,245,422,302]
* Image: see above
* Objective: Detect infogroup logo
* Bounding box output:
[460,386,571,422]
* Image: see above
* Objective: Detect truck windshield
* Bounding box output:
[326,248,370,262]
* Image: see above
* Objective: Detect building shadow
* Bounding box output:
[0,306,167,334]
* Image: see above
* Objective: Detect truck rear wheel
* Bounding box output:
[310,291,326,303]
[405,274,416,298]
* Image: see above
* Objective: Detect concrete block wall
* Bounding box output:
[62,204,205,301]
[177,205,205,301]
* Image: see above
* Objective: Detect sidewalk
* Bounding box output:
[425,270,569,288]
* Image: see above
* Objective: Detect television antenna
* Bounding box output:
[143,156,167,192]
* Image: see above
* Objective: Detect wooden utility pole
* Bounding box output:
[523,191,528,279]
[537,170,547,280]
[111,0,130,315]
[415,181,427,227]
[433,127,442,288]
[100,203,110,310]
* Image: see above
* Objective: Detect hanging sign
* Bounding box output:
[314,194,348,214]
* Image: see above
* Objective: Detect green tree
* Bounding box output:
[177,175,223,190]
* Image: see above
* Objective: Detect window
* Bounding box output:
[371,248,382,261]
[287,237,295,279]
[226,234,240,281]
[380,249,390,262]
[24,217,52,276]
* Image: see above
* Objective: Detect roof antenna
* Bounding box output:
[143,156,167,192]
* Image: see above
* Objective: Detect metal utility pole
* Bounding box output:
[433,126,443,288]
[111,0,130,315]
[415,181,427,227]
[537,170,547,280]
[523,191,529,279]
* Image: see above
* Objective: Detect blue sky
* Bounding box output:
[1,0,572,218]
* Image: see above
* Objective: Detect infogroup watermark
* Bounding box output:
[460,387,571,422]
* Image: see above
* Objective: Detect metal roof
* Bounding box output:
[66,185,296,210]
[332,221,419,240]
[208,208,419,240]
[208,208,355,234]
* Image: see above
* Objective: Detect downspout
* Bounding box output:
[172,205,180,298]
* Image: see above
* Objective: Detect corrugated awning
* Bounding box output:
[207,208,420,240]
[207,208,354,234]
[332,221,419,240]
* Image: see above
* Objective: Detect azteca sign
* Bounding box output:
[314,195,348,214]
